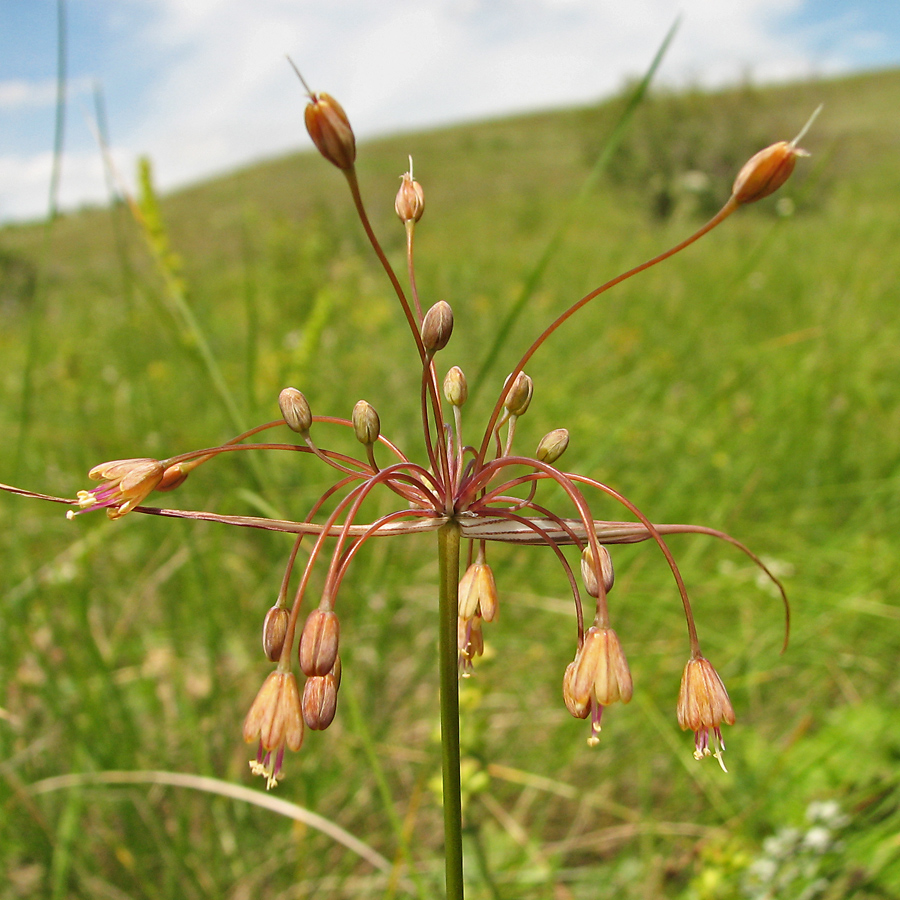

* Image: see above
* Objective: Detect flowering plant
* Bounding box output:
[1,69,818,899]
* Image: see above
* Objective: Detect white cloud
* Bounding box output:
[0,75,94,111]
[0,149,110,222]
[0,0,861,221]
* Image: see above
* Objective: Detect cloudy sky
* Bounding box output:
[1,0,898,223]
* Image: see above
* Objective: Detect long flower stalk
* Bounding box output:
[438,521,464,899]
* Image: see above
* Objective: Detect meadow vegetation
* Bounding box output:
[1,67,899,898]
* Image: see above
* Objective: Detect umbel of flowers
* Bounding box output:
[2,76,815,799]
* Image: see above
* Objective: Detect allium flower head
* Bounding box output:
[2,75,807,792]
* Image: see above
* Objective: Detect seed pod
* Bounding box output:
[351,400,380,445]
[443,366,468,407]
[422,301,454,353]
[279,387,312,435]
[395,170,425,223]
[262,605,290,662]
[298,608,340,677]
[536,428,569,464]
[580,544,615,598]
[504,371,533,417]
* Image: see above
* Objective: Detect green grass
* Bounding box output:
[2,67,900,898]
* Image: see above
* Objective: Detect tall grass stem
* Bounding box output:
[438,521,464,899]
[470,17,679,398]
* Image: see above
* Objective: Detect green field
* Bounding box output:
[2,66,899,898]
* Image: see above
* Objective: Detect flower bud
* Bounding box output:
[504,371,533,417]
[303,91,356,170]
[302,658,341,730]
[536,428,569,464]
[443,366,468,407]
[731,106,819,205]
[422,301,454,353]
[563,661,590,719]
[580,544,615,598]
[262,605,290,662]
[351,400,380,445]
[298,608,340,677]
[395,169,425,223]
[279,387,312,435]
[731,141,807,205]
[156,462,191,492]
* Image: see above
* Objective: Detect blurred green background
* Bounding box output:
[1,68,899,898]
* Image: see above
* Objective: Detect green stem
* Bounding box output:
[438,520,464,899]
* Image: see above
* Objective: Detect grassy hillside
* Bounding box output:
[2,67,899,898]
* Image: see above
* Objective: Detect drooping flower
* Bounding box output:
[565,625,633,745]
[677,656,736,771]
[243,671,305,789]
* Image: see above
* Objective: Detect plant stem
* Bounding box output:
[438,520,464,899]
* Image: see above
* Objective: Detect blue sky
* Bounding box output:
[1,0,898,223]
